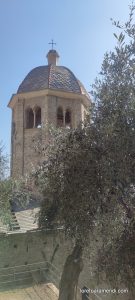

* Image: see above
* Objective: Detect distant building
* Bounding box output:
[8,48,91,177]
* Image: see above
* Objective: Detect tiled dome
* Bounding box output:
[17,64,89,98]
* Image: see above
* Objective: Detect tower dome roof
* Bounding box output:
[17,64,89,98]
[17,47,90,98]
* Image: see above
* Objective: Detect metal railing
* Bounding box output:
[0,261,47,287]
[0,260,62,288]
[0,261,104,300]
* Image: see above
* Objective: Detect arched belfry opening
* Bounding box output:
[57,107,64,127]
[26,108,34,129]
[25,107,41,129]
[35,107,41,128]
[65,109,71,128]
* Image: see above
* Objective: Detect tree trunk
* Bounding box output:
[58,244,83,300]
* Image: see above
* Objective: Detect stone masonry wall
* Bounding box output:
[0,230,130,300]
[0,230,73,270]
[11,91,87,177]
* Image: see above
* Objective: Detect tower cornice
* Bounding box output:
[8,89,91,109]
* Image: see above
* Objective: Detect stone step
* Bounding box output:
[9,212,20,231]
[14,208,39,232]
[0,208,39,233]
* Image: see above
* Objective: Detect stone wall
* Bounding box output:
[10,90,89,177]
[0,229,73,270]
[0,230,131,300]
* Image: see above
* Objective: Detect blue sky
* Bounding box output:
[0,0,132,156]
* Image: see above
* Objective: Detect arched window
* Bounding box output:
[65,109,71,128]
[57,107,63,127]
[26,108,34,129]
[35,107,41,128]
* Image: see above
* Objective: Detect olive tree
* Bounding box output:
[36,5,135,300]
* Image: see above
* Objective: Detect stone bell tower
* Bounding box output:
[8,46,91,178]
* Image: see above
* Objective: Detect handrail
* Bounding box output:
[0,276,32,286]
[0,260,47,271]
[0,261,104,300]
[0,268,48,279]
[0,261,60,285]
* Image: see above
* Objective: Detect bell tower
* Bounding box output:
[8,48,91,177]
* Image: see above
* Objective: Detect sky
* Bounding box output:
[0,0,132,156]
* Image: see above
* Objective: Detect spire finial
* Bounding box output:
[47,40,59,65]
[48,39,56,50]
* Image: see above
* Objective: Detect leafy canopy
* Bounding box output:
[36,4,135,291]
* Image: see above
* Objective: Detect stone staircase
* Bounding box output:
[10,211,20,231]
[0,207,39,234]
[15,208,39,232]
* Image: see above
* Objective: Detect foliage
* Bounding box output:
[0,142,8,180]
[35,4,135,296]
[0,176,33,227]
[0,144,32,227]
[91,3,135,292]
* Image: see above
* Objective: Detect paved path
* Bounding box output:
[0,283,59,300]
